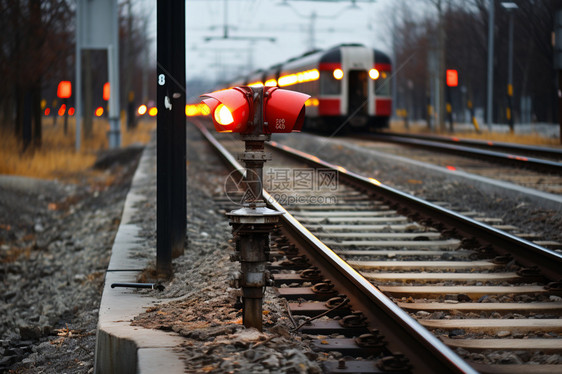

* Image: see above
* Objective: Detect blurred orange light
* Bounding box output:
[185,104,200,116]
[57,81,72,99]
[148,107,157,116]
[103,82,110,100]
[95,107,104,117]
[68,107,75,116]
[265,79,277,87]
[44,108,51,116]
[137,104,147,115]
[199,103,210,115]
[446,165,457,171]
[305,98,319,107]
[278,69,319,87]
[278,74,297,87]
[58,104,66,116]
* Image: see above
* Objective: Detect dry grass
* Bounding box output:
[0,117,155,180]
[389,120,561,147]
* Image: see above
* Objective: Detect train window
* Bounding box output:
[320,71,341,95]
[374,72,391,96]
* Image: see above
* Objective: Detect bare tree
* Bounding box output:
[0,0,73,149]
[392,0,559,128]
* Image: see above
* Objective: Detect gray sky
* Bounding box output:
[182,0,395,83]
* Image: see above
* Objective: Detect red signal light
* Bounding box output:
[57,81,72,99]
[103,82,110,101]
[201,87,251,132]
[446,69,458,87]
[201,86,309,134]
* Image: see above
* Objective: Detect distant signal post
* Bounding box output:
[446,69,457,131]
[57,81,72,135]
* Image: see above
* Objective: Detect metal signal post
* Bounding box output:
[202,86,308,330]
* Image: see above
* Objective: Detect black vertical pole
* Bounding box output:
[446,86,453,132]
[559,71,562,145]
[156,0,186,277]
[63,98,69,135]
[23,92,32,151]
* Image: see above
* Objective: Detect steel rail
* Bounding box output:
[375,131,562,160]
[268,140,562,282]
[192,119,477,374]
[362,133,562,175]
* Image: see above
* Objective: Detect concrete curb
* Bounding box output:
[94,139,185,374]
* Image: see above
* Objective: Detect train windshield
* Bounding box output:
[374,71,391,97]
[320,71,341,95]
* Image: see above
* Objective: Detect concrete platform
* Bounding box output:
[94,139,185,374]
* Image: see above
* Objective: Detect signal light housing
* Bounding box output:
[201,87,250,132]
[264,87,308,133]
[201,86,309,134]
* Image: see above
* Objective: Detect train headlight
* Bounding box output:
[333,69,344,80]
[369,68,380,80]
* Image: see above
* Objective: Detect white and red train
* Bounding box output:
[236,43,392,133]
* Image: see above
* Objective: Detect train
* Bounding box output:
[230,44,392,133]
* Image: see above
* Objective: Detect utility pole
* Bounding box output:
[502,2,517,133]
[555,10,562,144]
[392,8,398,124]
[487,0,495,130]
[428,0,446,131]
[437,0,446,132]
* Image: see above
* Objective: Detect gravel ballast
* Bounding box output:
[0,146,143,373]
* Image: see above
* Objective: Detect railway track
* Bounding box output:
[360,132,562,175]
[194,119,562,373]
[339,137,562,197]
[374,132,562,161]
